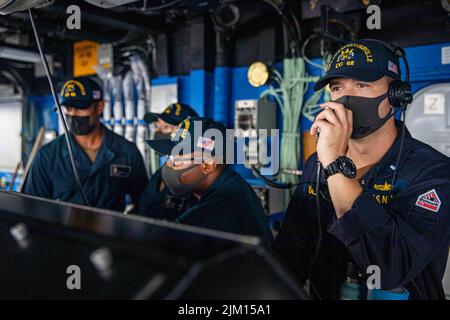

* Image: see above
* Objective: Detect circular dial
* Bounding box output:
[248,62,270,87]
[339,157,357,178]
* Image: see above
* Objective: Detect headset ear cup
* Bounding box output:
[389,80,413,110]
[402,82,413,108]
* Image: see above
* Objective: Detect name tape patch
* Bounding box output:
[110,164,131,178]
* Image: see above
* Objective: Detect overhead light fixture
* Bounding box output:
[0,0,53,15]
[248,61,271,88]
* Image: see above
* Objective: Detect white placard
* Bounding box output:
[442,46,450,65]
[0,101,22,171]
[424,93,445,115]
[150,83,178,113]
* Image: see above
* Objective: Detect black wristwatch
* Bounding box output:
[323,156,357,180]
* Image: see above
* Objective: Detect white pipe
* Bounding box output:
[135,56,152,119]
[123,70,136,142]
[122,70,136,121]
[112,75,124,136]
[93,65,113,128]
[130,56,147,121]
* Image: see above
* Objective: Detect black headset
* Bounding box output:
[360,39,413,111]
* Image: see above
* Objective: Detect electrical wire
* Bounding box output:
[257,57,321,205]
[385,47,424,299]
[286,7,302,44]
[258,57,321,205]
[28,9,90,206]
[374,110,425,299]
[388,109,406,201]
[129,0,182,12]
[282,16,300,57]
[301,33,326,71]
[316,30,348,45]
[260,0,300,57]
[308,159,323,300]
[303,53,332,122]
[251,165,300,189]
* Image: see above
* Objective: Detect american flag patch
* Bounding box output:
[93,90,101,99]
[197,136,215,151]
[388,61,398,74]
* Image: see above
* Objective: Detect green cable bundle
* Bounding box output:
[260,55,332,205]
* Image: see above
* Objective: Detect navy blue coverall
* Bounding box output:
[22,126,148,212]
[274,123,450,300]
[139,167,196,220]
[173,165,273,244]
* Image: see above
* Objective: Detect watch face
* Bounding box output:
[339,157,357,178]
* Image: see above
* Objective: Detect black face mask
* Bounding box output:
[334,93,393,139]
[66,114,96,136]
[153,132,171,140]
[161,164,205,196]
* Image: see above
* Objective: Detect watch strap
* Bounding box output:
[324,156,345,179]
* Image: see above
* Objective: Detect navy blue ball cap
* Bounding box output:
[313,39,402,91]
[60,76,103,110]
[146,117,230,160]
[144,103,199,126]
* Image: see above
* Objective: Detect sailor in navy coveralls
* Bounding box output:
[274,40,450,300]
